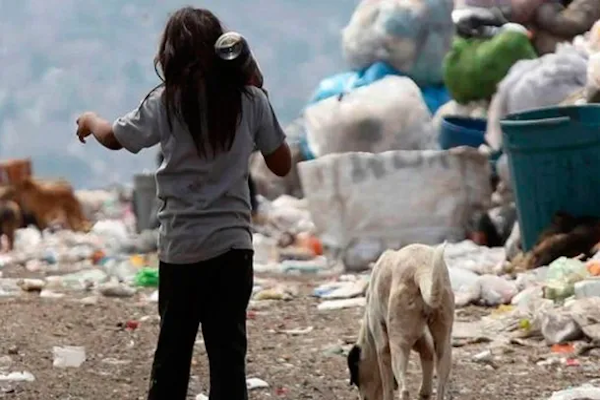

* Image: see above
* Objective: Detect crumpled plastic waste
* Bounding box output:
[53,346,86,368]
[486,43,588,150]
[134,268,159,288]
[0,371,35,382]
[477,274,519,306]
[304,75,437,159]
[548,384,600,400]
[313,275,369,300]
[543,257,590,301]
[342,0,455,87]
[444,240,506,275]
[317,297,366,311]
[449,267,482,307]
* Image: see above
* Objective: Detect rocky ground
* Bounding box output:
[0,274,597,400]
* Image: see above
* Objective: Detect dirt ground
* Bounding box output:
[0,275,597,400]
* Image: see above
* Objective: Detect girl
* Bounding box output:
[75,7,291,400]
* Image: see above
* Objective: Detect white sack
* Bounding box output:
[304,76,436,158]
[298,147,492,252]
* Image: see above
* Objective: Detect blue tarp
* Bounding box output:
[307,62,450,114]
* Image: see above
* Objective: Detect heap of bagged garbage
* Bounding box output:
[246,0,600,327]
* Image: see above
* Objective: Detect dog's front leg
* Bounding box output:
[373,326,395,400]
[390,343,411,400]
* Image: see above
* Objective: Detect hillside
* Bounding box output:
[0,0,357,187]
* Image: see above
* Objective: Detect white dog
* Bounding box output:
[347,243,455,400]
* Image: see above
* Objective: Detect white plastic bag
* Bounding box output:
[298,147,492,252]
[476,274,519,306]
[342,0,454,86]
[304,76,436,158]
[486,44,588,150]
[431,100,489,133]
[586,52,600,100]
[449,267,481,307]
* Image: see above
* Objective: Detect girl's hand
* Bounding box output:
[76,112,98,143]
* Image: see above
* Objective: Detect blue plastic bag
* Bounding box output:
[308,62,451,114]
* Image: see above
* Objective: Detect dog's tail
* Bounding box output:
[417,241,448,309]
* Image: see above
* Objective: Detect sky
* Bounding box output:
[0,0,359,188]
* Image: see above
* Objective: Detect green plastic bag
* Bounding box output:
[543,257,589,301]
[443,30,537,104]
[135,268,159,287]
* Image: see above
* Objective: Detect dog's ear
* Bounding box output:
[347,344,361,387]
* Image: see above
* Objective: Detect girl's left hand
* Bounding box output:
[76,112,97,143]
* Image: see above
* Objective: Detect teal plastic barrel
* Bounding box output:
[501,105,600,251]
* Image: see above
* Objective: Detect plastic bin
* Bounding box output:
[501,105,600,251]
[133,173,157,233]
[439,116,487,150]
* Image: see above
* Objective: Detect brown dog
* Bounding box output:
[13,178,90,232]
[348,243,454,400]
[0,200,23,251]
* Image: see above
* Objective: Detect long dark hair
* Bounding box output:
[154,7,249,157]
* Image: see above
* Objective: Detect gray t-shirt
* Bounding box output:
[113,86,286,264]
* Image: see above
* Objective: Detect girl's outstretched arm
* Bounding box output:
[76,89,161,154]
[76,112,123,150]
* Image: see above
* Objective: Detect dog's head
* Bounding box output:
[347,344,392,400]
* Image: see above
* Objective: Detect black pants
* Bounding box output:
[147,249,254,400]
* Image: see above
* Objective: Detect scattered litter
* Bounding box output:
[52,346,86,368]
[101,358,131,366]
[134,268,159,287]
[548,384,600,400]
[314,275,369,299]
[0,356,12,369]
[40,289,66,299]
[17,278,45,292]
[253,286,294,301]
[98,281,136,298]
[246,378,270,390]
[0,371,35,383]
[79,296,99,306]
[280,326,314,336]
[317,297,366,311]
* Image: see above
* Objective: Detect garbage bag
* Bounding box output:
[485,43,588,150]
[342,0,454,87]
[543,257,589,301]
[308,72,358,106]
[307,62,400,107]
[532,0,600,55]
[307,62,451,114]
[443,28,537,104]
[477,274,519,305]
[304,76,437,158]
[586,53,600,102]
